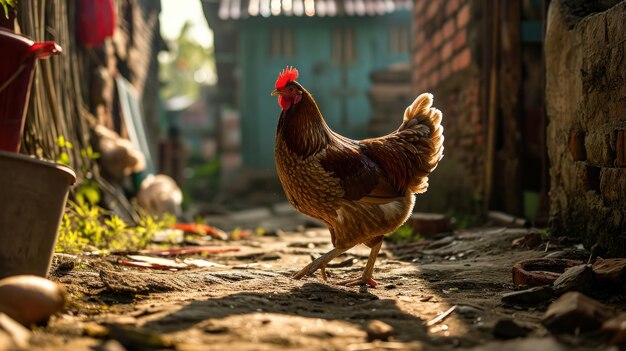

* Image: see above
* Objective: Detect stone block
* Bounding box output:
[542,292,614,334]
[585,129,615,167]
[592,258,626,285]
[600,168,626,206]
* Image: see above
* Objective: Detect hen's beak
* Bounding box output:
[271,89,281,96]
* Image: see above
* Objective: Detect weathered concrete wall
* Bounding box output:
[546,0,626,255]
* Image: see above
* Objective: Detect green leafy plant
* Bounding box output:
[56,200,173,253]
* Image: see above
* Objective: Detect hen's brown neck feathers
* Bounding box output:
[277,90,331,158]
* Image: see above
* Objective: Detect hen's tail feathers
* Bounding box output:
[399,93,445,194]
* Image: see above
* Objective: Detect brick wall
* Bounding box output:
[411,0,484,214]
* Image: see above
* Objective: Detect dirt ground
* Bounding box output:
[32,215,616,351]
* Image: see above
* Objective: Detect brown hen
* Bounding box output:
[272,67,444,287]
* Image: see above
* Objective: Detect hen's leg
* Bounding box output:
[293,247,346,280]
[338,239,383,288]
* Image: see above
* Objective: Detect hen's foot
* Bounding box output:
[337,276,378,288]
[292,248,345,280]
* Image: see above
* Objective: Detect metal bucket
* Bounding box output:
[0,151,76,279]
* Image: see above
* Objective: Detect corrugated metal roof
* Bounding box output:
[207,0,412,20]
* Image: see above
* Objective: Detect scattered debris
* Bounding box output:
[501,286,554,306]
[542,292,615,334]
[0,275,66,325]
[552,264,595,295]
[512,232,543,249]
[406,213,452,238]
[456,305,483,318]
[137,246,240,256]
[488,211,527,228]
[183,259,226,268]
[365,320,395,342]
[426,305,457,327]
[171,222,229,240]
[107,324,174,350]
[592,258,626,285]
[492,318,530,339]
[123,255,188,270]
[601,313,626,348]
[512,258,583,286]
[0,313,31,349]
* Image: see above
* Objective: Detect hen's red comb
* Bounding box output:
[275,66,299,89]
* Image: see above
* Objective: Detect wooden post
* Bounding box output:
[498,0,523,215]
[485,0,501,211]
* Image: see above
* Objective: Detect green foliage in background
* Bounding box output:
[159,21,215,101]
[0,0,15,18]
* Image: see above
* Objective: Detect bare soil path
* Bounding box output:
[35,222,605,351]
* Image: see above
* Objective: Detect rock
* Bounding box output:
[501,286,554,306]
[511,232,543,249]
[492,318,530,339]
[542,292,614,334]
[407,213,452,237]
[601,313,626,348]
[0,275,66,325]
[488,211,527,228]
[456,305,482,318]
[552,264,594,295]
[365,320,394,342]
[0,313,31,349]
[592,258,626,285]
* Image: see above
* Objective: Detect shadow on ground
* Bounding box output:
[143,282,428,342]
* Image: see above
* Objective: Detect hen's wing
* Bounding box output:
[319,132,403,204]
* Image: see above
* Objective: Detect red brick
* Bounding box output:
[414,0,426,13]
[441,62,452,79]
[453,30,467,50]
[453,48,471,71]
[431,70,441,87]
[432,31,443,48]
[416,31,425,46]
[427,1,439,18]
[441,41,454,60]
[446,0,460,15]
[457,4,470,28]
[443,19,455,39]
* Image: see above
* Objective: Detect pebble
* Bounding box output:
[456,305,482,318]
[592,258,626,285]
[365,320,394,342]
[501,286,554,306]
[492,318,530,339]
[601,313,626,348]
[552,264,594,295]
[542,292,614,334]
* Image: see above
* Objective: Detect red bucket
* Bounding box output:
[0,29,61,152]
